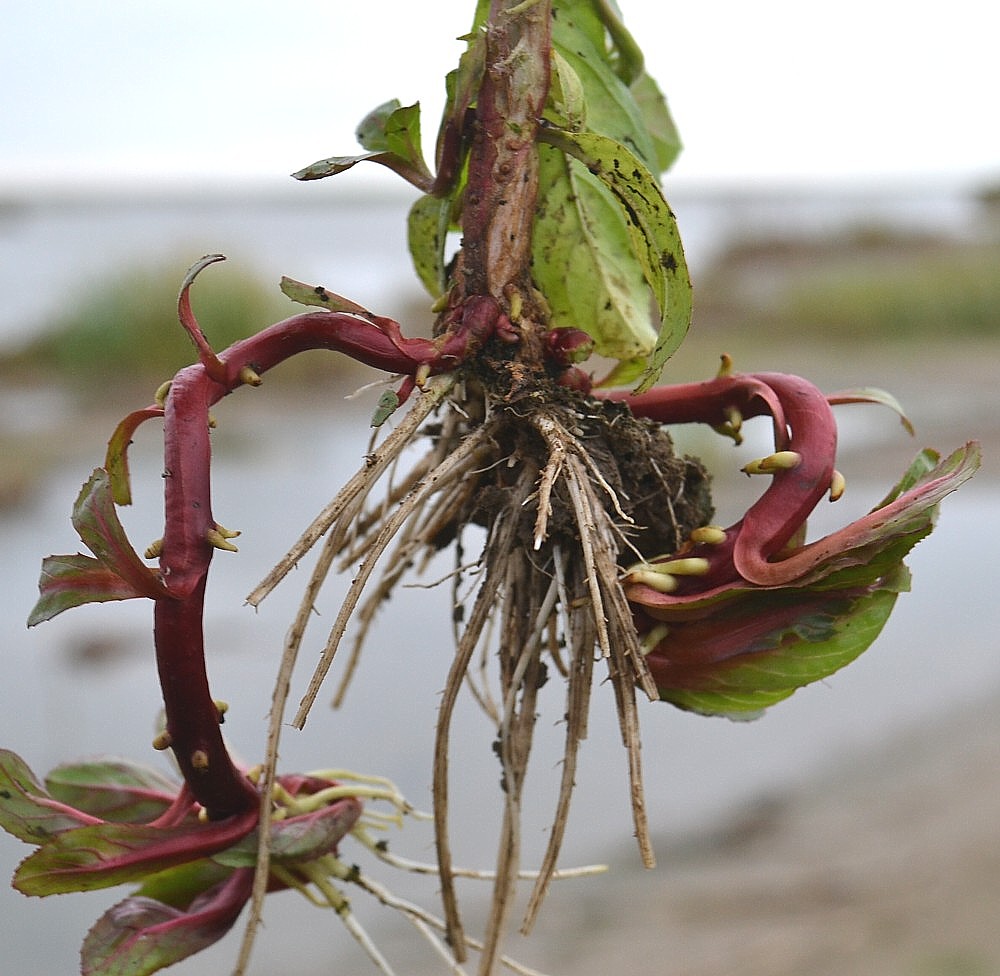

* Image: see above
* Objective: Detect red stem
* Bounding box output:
[600,371,838,597]
[152,302,507,817]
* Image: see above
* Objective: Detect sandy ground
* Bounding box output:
[532,694,1000,976]
[353,688,1000,976]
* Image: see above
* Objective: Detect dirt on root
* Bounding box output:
[431,375,714,565]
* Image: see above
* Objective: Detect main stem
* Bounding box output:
[458,0,551,357]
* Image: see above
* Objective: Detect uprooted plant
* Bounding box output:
[1,2,979,975]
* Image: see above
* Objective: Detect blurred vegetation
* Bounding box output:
[695,228,1000,343]
[3,224,996,397]
[0,260,340,393]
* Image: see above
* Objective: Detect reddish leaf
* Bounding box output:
[214,795,362,868]
[645,574,904,718]
[28,471,174,626]
[632,444,980,718]
[81,868,253,976]
[734,443,980,588]
[45,760,179,824]
[14,809,257,896]
[27,554,156,626]
[71,469,169,601]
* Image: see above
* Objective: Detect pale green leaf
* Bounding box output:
[532,144,657,363]
[407,193,452,296]
[539,127,692,390]
[546,50,587,131]
[46,760,178,824]
[551,11,658,167]
[279,276,373,315]
[291,152,381,181]
[828,386,915,436]
[0,750,95,844]
[105,408,164,506]
[355,99,404,153]
[630,70,682,172]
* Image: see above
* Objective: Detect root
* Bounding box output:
[246,376,454,609]
[251,376,712,973]
[520,561,595,932]
[293,421,494,729]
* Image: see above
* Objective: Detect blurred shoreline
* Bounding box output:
[3,177,995,346]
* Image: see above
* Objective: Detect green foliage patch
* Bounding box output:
[776,243,1000,339]
[3,262,290,385]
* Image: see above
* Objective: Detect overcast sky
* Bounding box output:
[2,0,997,191]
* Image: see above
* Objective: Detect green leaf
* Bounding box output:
[593,0,644,83]
[355,99,405,152]
[594,355,647,389]
[45,760,178,824]
[658,578,902,719]
[294,101,433,191]
[528,4,685,379]
[0,750,97,844]
[539,127,692,390]
[554,0,607,54]
[880,447,941,499]
[587,0,682,170]
[828,386,915,436]
[407,193,453,296]
[135,859,232,910]
[532,145,658,363]
[105,408,164,506]
[371,389,401,428]
[356,100,428,176]
[213,797,360,868]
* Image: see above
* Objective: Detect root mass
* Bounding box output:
[256,367,713,973]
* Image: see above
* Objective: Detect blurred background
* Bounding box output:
[1,2,998,974]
